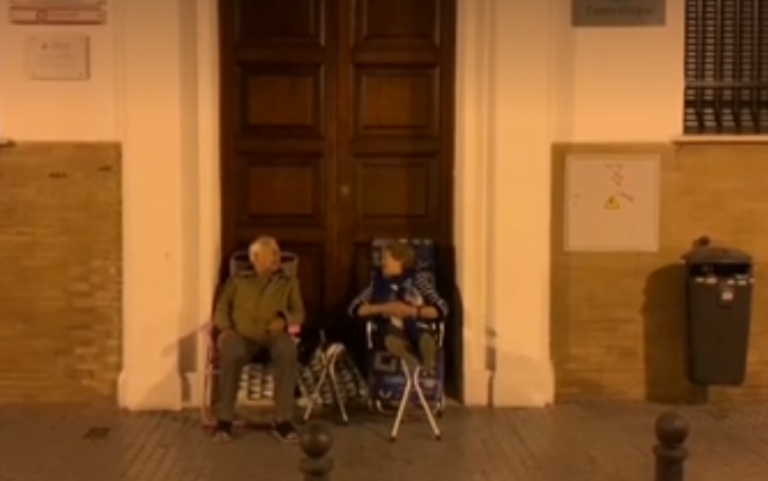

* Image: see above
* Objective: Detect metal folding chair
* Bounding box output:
[392,362,442,440]
[366,320,444,441]
[200,250,306,426]
[301,333,350,424]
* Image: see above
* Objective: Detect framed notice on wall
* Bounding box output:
[25,34,90,80]
[564,154,661,252]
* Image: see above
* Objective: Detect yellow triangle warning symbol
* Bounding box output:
[604,196,620,210]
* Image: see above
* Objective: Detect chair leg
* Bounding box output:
[389,361,442,441]
[303,345,350,425]
[413,368,442,440]
[327,348,349,424]
[389,360,413,441]
[201,368,216,427]
[302,354,330,422]
[296,375,312,409]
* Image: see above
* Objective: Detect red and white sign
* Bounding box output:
[9,6,106,25]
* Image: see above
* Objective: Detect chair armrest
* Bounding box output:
[366,320,375,348]
[287,324,301,336]
[205,321,301,350]
[422,319,445,347]
[200,321,217,362]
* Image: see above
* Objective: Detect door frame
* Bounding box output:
[191,0,493,406]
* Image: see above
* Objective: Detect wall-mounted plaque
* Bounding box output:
[572,0,666,27]
[9,0,106,25]
[11,0,104,6]
[10,7,106,24]
[25,34,90,81]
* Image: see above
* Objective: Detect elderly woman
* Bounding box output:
[348,241,449,375]
[211,236,305,442]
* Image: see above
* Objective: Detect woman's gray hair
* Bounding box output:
[249,236,280,259]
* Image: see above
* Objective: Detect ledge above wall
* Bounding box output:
[672,135,768,145]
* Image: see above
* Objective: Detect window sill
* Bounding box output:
[672,135,768,145]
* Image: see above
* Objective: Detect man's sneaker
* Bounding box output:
[271,420,299,443]
[211,421,233,442]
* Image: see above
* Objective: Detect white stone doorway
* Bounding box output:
[116,0,556,410]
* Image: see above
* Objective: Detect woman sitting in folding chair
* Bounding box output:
[210,236,305,443]
[348,240,449,440]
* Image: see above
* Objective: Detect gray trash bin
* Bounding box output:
[682,245,753,385]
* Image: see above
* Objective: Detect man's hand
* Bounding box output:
[216,329,236,350]
[269,317,287,335]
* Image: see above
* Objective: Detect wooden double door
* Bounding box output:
[219,0,456,326]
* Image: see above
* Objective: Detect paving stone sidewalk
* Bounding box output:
[0,403,766,481]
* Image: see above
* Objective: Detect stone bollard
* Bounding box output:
[653,411,690,481]
[299,421,334,481]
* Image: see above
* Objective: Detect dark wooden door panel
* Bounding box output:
[236,0,325,45]
[220,0,338,326]
[353,155,440,236]
[353,66,440,137]
[233,155,327,232]
[220,0,455,327]
[353,0,441,49]
[339,0,455,295]
[240,65,326,136]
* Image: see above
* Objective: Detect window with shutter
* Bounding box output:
[684,0,768,134]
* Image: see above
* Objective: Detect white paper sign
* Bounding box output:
[26,34,90,81]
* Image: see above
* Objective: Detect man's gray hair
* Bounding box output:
[249,236,280,259]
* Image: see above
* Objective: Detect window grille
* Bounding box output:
[684,0,768,134]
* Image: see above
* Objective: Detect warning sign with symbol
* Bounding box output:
[564,154,661,252]
[604,196,620,210]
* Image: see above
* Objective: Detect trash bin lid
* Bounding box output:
[682,246,752,265]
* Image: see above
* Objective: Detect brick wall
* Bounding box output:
[0,143,121,403]
[552,142,768,403]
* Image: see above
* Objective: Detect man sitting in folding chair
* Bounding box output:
[211,236,305,442]
[349,240,448,439]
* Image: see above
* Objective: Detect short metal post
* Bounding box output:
[653,411,690,481]
[299,421,334,481]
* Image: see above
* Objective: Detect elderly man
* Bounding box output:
[212,236,305,442]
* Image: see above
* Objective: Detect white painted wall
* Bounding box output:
[0,0,688,408]
[563,1,685,141]
[0,0,117,140]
